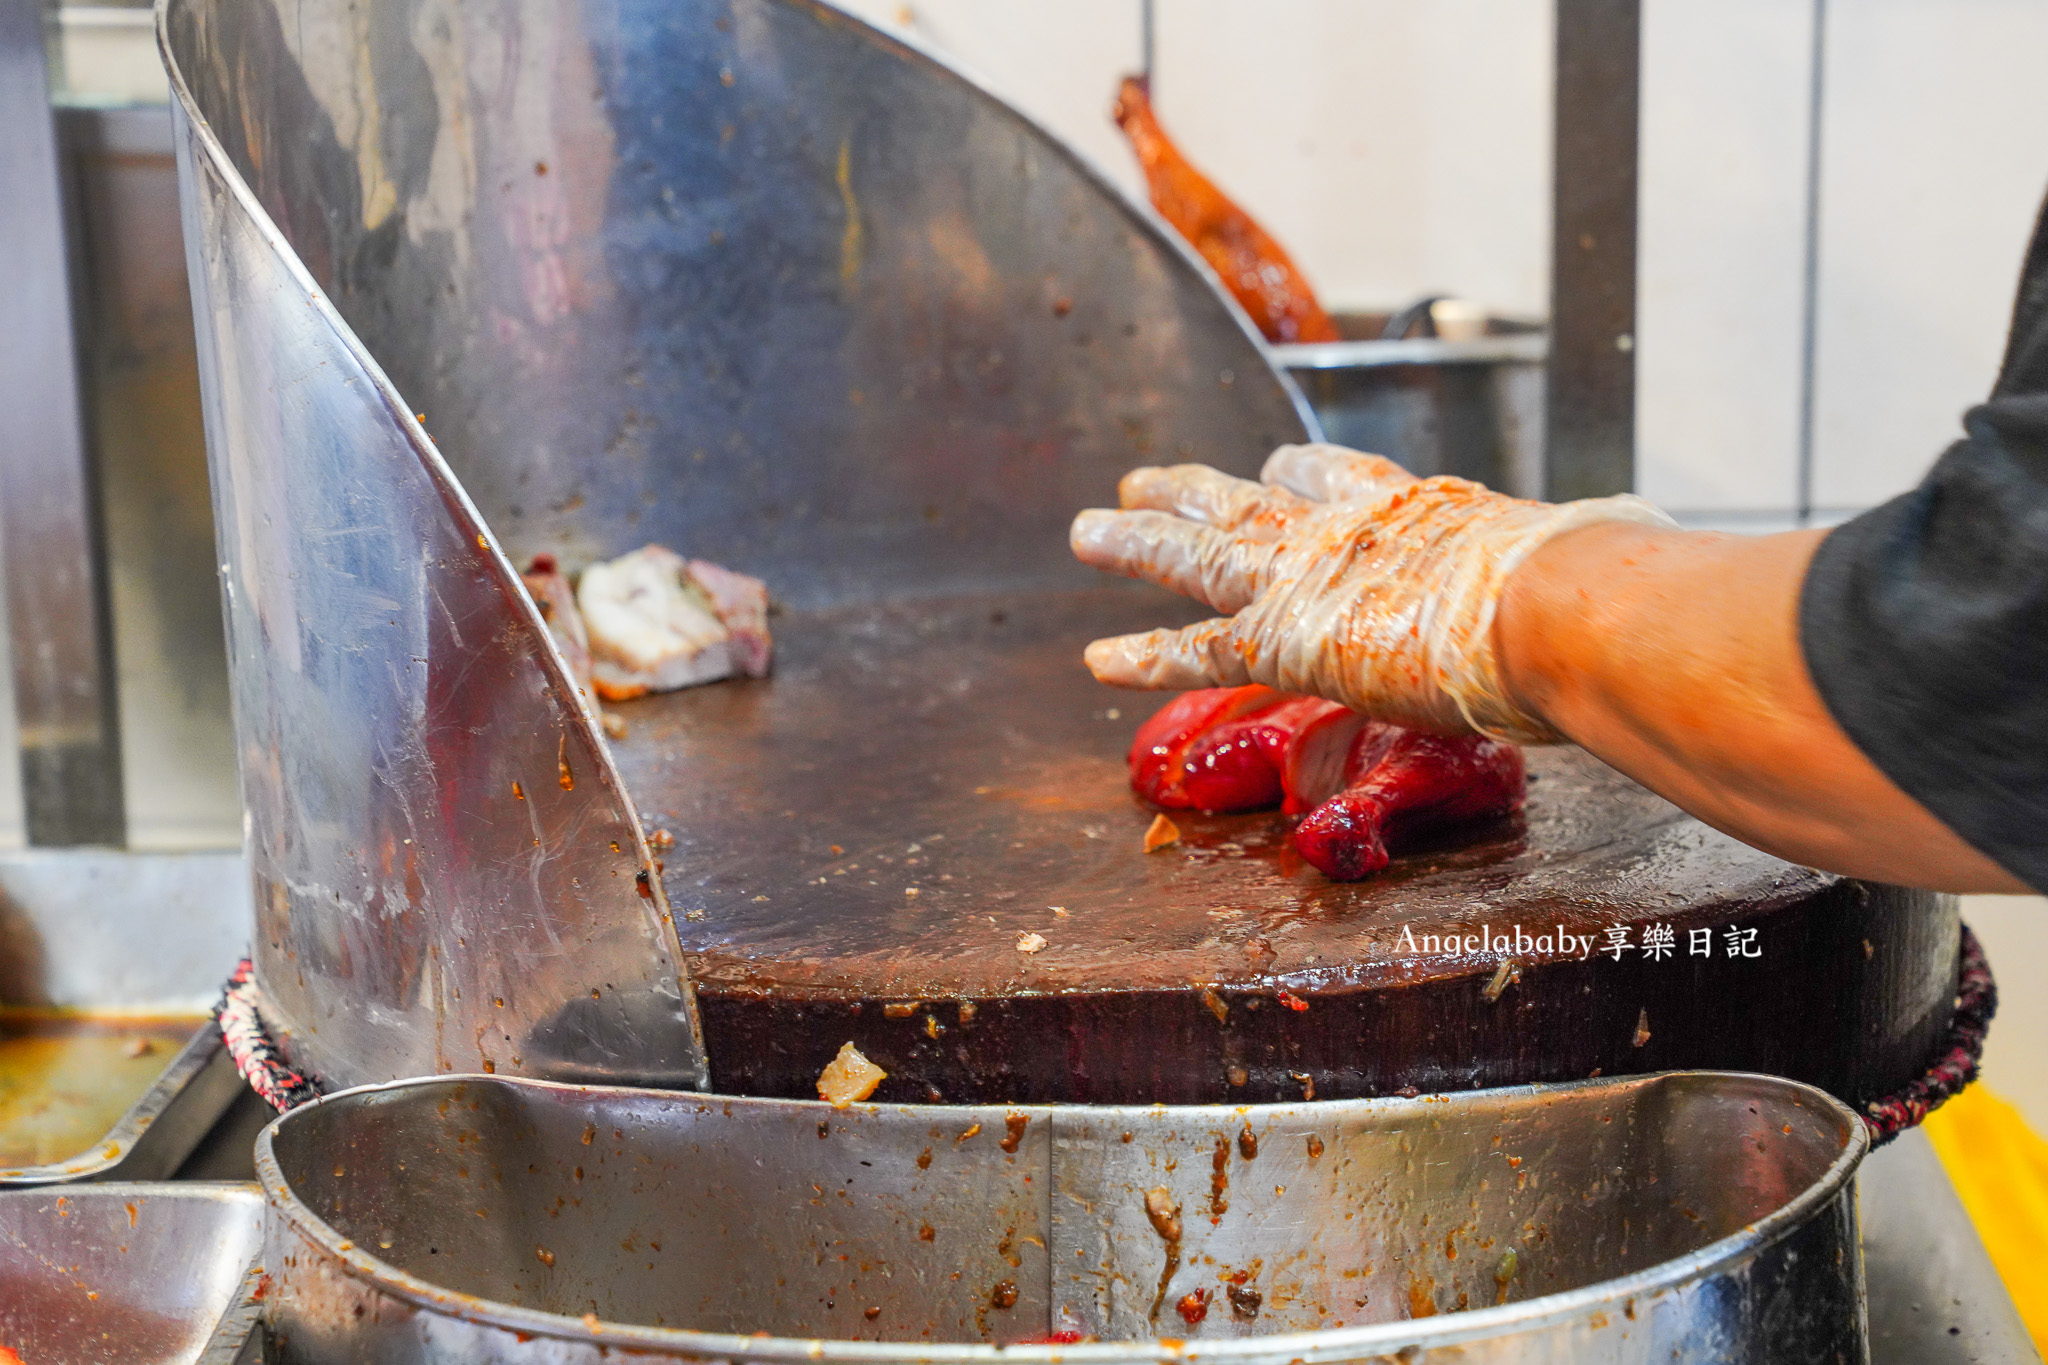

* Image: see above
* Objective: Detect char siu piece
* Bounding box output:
[1130,685,1525,880]
[1111,77,1340,344]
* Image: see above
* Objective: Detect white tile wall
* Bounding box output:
[1812,0,2048,510]
[845,0,2048,528]
[1146,0,1554,321]
[838,0,1554,319]
[1961,895,2048,1135]
[1637,0,1812,517]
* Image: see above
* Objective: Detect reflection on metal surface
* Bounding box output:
[0,0,126,846]
[257,1071,1867,1362]
[159,0,1311,1093]
[0,1181,264,1361]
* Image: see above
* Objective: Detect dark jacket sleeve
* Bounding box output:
[1800,192,2048,893]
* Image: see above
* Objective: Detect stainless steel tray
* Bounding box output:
[1270,311,1548,497]
[0,1181,264,1364]
[0,849,250,1184]
[255,1071,1867,1363]
[0,1019,240,1185]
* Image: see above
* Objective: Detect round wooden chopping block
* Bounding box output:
[614,587,1958,1109]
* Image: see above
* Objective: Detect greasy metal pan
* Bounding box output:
[0,849,252,1185]
[0,1182,265,1364]
[0,1020,243,1185]
[1269,310,1548,496]
[255,1070,1867,1364]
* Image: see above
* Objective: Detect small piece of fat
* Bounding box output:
[577,546,736,700]
[817,1041,886,1108]
[1144,813,1181,852]
[1016,931,1048,954]
[683,558,773,677]
[529,547,772,705]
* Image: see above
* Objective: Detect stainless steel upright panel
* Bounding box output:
[159,0,1313,1092]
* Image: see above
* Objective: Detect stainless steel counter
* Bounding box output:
[1862,1127,2039,1363]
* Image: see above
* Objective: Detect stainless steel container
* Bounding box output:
[257,1071,1867,1363]
[0,1181,265,1363]
[0,1020,231,1185]
[1270,311,1547,498]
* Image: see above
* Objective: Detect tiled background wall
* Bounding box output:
[1809,1,2048,512]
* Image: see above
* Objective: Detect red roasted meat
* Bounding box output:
[1290,728,1526,880]
[1129,685,1280,809]
[1128,685,1525,880]
[1176,693,1343,812]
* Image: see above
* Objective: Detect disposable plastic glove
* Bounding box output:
[1069,443,1675,743]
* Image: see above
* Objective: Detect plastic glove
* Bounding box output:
[1070,443,1675,743]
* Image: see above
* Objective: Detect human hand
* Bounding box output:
[1069,443,1673,742]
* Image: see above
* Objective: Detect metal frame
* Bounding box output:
[0,0,125,845]
[1546,0,1640,500]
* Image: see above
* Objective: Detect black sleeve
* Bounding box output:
[1799,191,2048,893]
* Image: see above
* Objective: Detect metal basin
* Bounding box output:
[258,1071,1866,1363]
[0,1182,265,1364]
[1271,311,1547,497]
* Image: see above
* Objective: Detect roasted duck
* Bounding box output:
[1131,685,1524,879]
[1112,77,1340,344]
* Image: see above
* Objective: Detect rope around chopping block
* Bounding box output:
[214,923,1999,1127]
[1861,920,1996,1146]
[215,957,321,1112]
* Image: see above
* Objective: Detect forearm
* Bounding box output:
[1496,521,2028,893]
